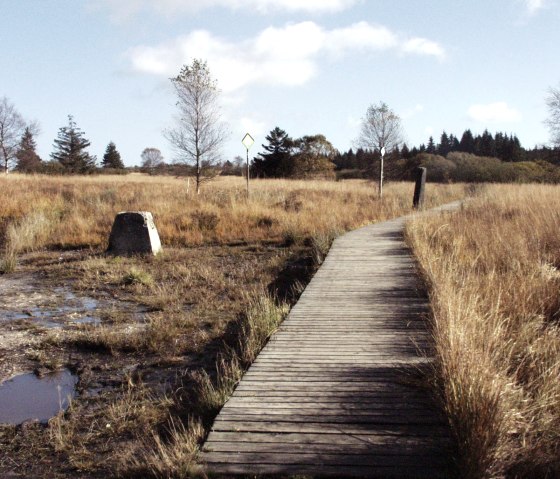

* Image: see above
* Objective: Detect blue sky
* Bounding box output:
[2,0,559,166]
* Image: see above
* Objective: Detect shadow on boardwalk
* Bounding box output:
[201,208,460,478]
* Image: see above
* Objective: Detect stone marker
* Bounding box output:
[413,167,427,209]
[107,211,162,256]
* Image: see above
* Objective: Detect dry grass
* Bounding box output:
[121,292,288,478]
[407,184,560,478]
[0,173,466,477]
[0,174,464,253]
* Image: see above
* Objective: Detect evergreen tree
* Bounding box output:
[15,127,42,172]
[459,129,475,153]
[102,141,124,169]
[449,134,460,152]
[334,148,358,169]
[437,131,451,156]
[478,129,496,157]
[51,115,96,173]
[251,127,292,178]
[401,143,411,159]
[426,136,436,154]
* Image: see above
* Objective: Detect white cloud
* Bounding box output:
[128,21,446,92]
[90,0,359,20]
[239,117,267,139]
[402,104,424,120]
[468,102,522,123]
[402,38,445,60]
[523,0,545,15]
[325,22,398,55]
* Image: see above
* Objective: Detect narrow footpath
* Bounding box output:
[201,204,460,478]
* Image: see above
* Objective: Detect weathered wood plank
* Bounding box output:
[201,205,458,477]
[205,431,449,447]
[209,420,450,436]
[205,462,450,479]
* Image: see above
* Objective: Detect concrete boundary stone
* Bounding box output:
[107,211,162,256]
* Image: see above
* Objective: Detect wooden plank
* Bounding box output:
[209,420,450,436]
[216,414,443,425]
[204,462,450,478]
[205,431,448,447]
[222,401,436,411]
[202,451,450,468]
[203,440,444,455]
[201,205,458,477]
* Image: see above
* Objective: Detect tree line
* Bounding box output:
[2,65,560,186]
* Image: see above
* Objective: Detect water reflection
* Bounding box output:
[0,369,78,424]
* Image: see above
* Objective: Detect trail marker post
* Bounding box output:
[379,146,386,199]
[413,167,427,209]
[242,133,254,198]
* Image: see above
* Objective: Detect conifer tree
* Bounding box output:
[437,131,451,156]
[102,141,124,169]
[401,143,411,159]
[251,127,293,178]
[51,115,96,173]
[15,127,42,172]
[478,129,496,157]
[426,136,436,154]
[459,129,475,153]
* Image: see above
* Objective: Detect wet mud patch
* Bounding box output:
[0,271,146,381]
[0,273,139,329]
[0,244,313,479]
[0,369,77,425]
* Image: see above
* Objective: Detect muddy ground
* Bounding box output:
[0,244,314,478]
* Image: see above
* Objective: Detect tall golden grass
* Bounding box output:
[0,174,464,252]
[407,184,560,478]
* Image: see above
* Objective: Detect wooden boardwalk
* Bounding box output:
[201,208,458,477]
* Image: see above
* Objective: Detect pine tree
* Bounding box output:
[251,127,292,178]
[437,131,451,156]
[401,143,411,159]
[478,129,496,157]
[51,115,96,173]
[449,134,460,152]
[426,136,436,154]
[15,127,42,172]
[102,141,124,169]
[459,129,475,153]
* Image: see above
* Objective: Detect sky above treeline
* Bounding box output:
[2,0,560,166]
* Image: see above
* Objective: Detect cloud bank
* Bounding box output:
[523,0,545,15]
[128,21,446,92]
[91,0,359,20]
[468,102,522,123]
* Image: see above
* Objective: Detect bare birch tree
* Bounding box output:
[358,102,403,198]
[165,59,228,194]
[545,84,560,147]
[0,97,26,174]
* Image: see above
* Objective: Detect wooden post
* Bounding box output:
[413,167,427,209]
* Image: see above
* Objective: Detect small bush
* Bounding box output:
[191,210,219,232]
[122,268,154,287]
[256,215,276,228]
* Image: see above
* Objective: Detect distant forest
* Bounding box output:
[334,129,560,183]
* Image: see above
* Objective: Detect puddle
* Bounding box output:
[0,369,78,424]
[0,278,128,328]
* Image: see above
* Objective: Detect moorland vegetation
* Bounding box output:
[408,184,560,478]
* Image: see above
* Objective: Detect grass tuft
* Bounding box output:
[407,183,560,477]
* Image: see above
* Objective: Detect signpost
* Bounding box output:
[379,146,386,198]
[242,133,254,198]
